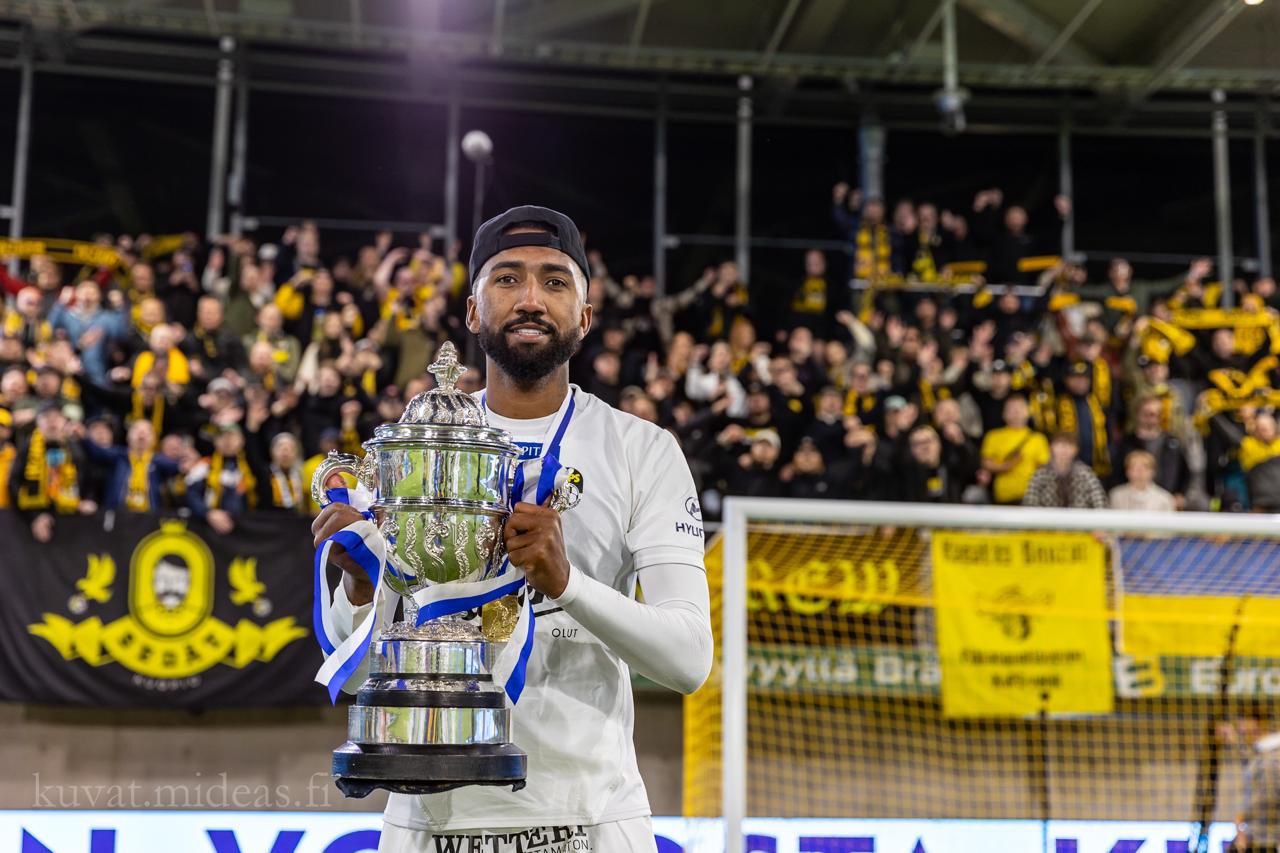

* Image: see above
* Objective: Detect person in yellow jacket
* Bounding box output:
[979,395,1051,505]
[130,323,190,389]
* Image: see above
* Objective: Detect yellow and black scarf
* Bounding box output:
[16,428,79,512]
[911,234,938,283]
[1091,357,1113,410]
[854,224,892,281]
[4,313,52,350]
[843,390,879,420]
[205,452,257,511]
[129,391,165,436]
[269,465,304,512]
[791,276,828,315]
[917,379,953,415]
[1056,394,1110,478]
[124,450,154,512]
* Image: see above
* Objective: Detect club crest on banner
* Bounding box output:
[27,520,308,682]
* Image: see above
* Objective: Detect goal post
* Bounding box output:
[696,498,1280,852]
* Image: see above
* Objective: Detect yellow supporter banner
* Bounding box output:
[1121,594,1280,658]
[932,531,1114,718]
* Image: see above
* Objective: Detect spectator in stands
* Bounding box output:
[49,280,125,384]
[1109,449,1176,512]
[225,260,273,340]
[724,429,785,498]
[842,360,883,430]
[1221,704,1280,853]
[897,425,965,503]
[788,249,834,335]
[1239,411,1280,513]
[1128,353,1187,438]
[246,303,300,384]
[161,248,202,329]
[11,404,94,542]
[832,183,896,281]
[686,341,746,418]
[1115,394,1189,507]
[979,395,1051,505]
[780,436,845,499]
[8,286,52,351]
[186,424,252,532]
[1023,431,1108,509]
[1055,360,1112,479]
[804,386,846,459]
[184,295,246,382]
[82,419,181,513]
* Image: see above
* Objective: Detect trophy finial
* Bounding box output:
[429,341,465,393]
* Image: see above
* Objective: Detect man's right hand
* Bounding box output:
[312,503,375,606]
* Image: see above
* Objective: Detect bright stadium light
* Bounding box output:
[463,130,494,235]
[1244,0,1265,6]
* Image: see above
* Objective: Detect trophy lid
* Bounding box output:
[400,342,486,427]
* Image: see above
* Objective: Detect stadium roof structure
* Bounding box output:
[0,0,1279,136]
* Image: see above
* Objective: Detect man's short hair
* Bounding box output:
[1124,449,1155,470]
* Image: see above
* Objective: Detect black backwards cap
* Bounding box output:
[468,205,591,288]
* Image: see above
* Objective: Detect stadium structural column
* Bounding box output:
[7,27,33,273]
[1058,114,1075,258]
[653,81,668,297]
[206,36,236,242]
[859,112,886,203]
[1254,98,1272,279]
[720,498,748,853]
[444,91,460,254]
[227,43,250,238]
[1212,88,1234,308]
[735,75,753,283]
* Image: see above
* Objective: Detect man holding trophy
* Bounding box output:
[311,206,714,852]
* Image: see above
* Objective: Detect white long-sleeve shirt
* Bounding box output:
[326,387,712,832]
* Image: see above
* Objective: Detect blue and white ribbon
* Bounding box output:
[312,484,396,703]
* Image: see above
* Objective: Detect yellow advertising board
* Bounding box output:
[932,531,1114,717]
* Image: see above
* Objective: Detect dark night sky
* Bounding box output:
[2,70,1272,310]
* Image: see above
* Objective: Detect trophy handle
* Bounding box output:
[311,450,375,507]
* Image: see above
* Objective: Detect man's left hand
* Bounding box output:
[504,501,570,599]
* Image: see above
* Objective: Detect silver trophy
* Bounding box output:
[311,342,525,798]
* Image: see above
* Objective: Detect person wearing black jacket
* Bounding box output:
[896,425,966,503]
[781,436,856,500]
[970,189,1070,285]
[10,404,95,542]
[1113,394,1190,507]
[724,429,786,498]
[182,296,247,381]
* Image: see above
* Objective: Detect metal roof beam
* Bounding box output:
[956,0,1101,66]
[893,2,944,79]
[1134,0,1244,101]
[776,0,847,54]
[1032,0,1103,72]
[759,0,803,70]
[505,0,645,39]
[628,0,651,52]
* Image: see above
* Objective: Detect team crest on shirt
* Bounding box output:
[550,467,584,513]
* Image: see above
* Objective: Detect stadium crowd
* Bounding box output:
[2,180,1278,541]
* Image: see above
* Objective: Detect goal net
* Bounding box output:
[684,499,1280,850]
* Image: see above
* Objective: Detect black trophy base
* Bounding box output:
[332,741,528,798]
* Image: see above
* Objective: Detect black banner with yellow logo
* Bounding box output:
[0,511,323,707]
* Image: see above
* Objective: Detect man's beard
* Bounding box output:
[477,313,582,389]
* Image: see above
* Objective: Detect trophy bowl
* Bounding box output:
[311,342,526,798]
